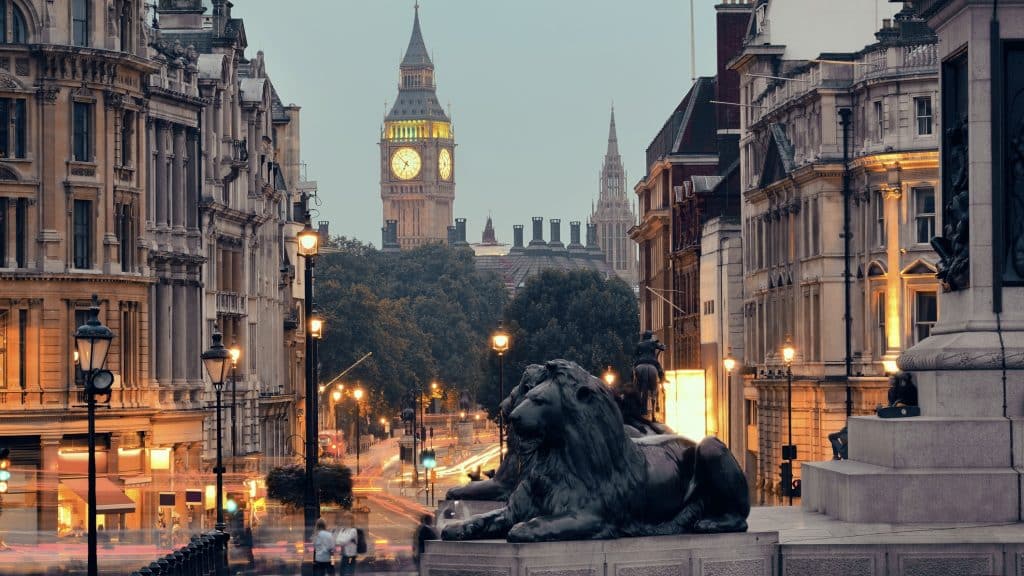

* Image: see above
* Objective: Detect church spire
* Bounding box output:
[402,3,433,69]
[606,106,619,158]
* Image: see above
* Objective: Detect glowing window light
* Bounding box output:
[150,448,171,470]
[662,369,707,441]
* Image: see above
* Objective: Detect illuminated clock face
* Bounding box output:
[391,147,421,180]
[438,148,452,181]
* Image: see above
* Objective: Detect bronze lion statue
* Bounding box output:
[445,364,545,501]
[441,359,749,542]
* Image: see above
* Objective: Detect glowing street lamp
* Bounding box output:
[353,388,365,474]
[229,345,241,473]
[74,295,115,576]
[491,323,510,463]
[309,315,324,340]
[781,334,796,506]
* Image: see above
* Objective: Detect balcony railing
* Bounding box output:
[216,291,246,315]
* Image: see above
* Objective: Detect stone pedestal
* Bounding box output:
[421,531,779,576]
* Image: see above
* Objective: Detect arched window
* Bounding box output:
[10,2,25,43]
[0,1,29,43]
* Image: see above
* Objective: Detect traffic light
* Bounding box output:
[419,449,436,469]
[0,448,10,494]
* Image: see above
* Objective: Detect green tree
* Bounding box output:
[314,239,507,413]
[481,269,638,414]
[266,463,354,509]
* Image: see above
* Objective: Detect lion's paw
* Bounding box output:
[441,523,467,541]
[506,521,537,543]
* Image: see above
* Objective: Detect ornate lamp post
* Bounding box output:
[229,345,240,473]
[723,351,736,446]
[781,336,796,506]
[74,295,114,576]
[353,388,364,475]
[202,331,231,535]
[491,324,510,463]
[297,215,320,539]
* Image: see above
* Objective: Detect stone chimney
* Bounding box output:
[549,219,564,249]
[454,218,469,247]
[447,225,457,246]
[586,223,603,259]
[568,221,585,251]
[529,217,547,247]
[512,225,525,253]
[382,219,400,252]
[317,220,330,240]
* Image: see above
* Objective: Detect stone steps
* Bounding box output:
[802,459,1020,523]
[848,415,1014,468]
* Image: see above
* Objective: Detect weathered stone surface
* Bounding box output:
[421,531,777,576]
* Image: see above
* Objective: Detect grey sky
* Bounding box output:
[239,0,719,245]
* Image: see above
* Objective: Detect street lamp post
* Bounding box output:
[229,346,240,473]
[297,214,320,539]
[354,388,364,475]
[781,336,796,506]
[491,324,510,463]
[723,351,736,447]
[74,295,115,576]
[202,330,231,537]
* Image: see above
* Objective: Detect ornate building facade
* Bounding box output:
[732,1,937,503]
[380,5,455,249]
[0,0,306,542]
[590,108,637,288]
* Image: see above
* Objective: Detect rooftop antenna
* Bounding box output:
[689,0,696,84]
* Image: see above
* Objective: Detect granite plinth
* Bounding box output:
[421,531,778,576]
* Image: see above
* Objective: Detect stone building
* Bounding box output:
[380,5,455,249]
[630,2,749,449]
[158,0,304,476]
[0,0,306,542]
[590,108,637,288]
[731,1,937,503]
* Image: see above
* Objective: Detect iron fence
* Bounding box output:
[130,531,229,576]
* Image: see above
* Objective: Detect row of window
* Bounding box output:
[869,187,935,248]
[0,196,26,268]
[1,302,140,391]
[872,96,933,140]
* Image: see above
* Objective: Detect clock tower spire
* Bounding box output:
[380,4,455,249]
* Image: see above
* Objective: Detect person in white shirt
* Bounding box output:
[334,514,358,576]
[313,518,334,576]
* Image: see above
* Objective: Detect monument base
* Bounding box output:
[421,531,779,576]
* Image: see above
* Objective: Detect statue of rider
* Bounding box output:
[631,330,666,418]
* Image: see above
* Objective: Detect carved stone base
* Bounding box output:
[420,532,779,576]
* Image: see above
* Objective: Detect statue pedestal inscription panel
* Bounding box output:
[420,531,779,576]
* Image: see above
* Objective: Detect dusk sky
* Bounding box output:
[239,0,722,245]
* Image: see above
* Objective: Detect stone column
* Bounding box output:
[154,122,167,228]
[156,277,172,386]
[146,118,156,227]
[172,277,187,387]
[172,127,186,231]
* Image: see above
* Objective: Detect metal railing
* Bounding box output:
[130,531,229,576]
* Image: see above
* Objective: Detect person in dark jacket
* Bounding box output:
[413,514,438,570]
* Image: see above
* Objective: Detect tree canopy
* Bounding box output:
[315,240,507,412]
[480,269,639,414]
[266,463,354,509]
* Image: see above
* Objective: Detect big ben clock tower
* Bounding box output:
[380,4,455,249]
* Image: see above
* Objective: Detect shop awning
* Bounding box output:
[61,477,136,514]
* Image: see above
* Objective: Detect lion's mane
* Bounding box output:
[507,360,646,535]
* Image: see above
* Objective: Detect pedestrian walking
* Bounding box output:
[334,514,358,576]
[313,518,335,576]
[413,514,438,571]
